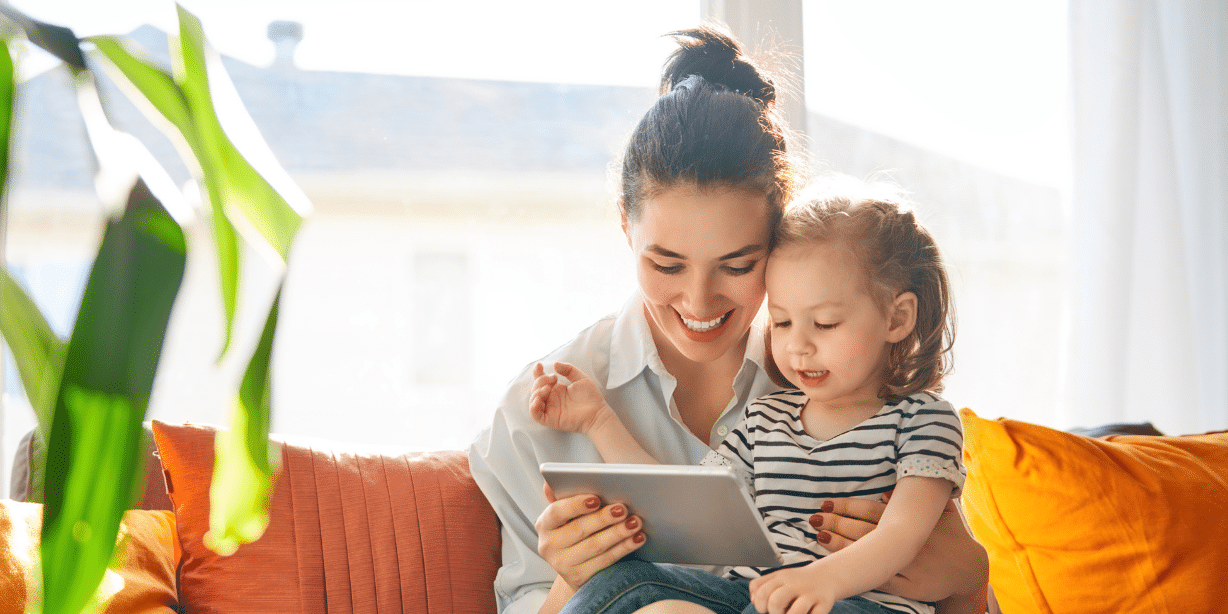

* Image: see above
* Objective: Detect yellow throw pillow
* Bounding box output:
[0,500,178,614]
[959,408,1228,614]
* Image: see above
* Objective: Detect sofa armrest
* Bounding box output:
[9,426,172,511]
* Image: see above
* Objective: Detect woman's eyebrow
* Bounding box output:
[719,245,766,260]
[645,245,685,259]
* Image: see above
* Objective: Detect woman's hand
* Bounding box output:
[530,362,611,435]
[536,481,646,591]
[808,493,988,604]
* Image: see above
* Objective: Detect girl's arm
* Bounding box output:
[810,495,989,613]
[749,476,954,612]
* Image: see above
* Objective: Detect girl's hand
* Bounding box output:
[535,481,646,590]
[529,362,610,435]
[808,493,989,604]
[749,564,835,614]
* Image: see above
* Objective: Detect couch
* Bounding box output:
[3,412,1227,614]
[4,421,501,614]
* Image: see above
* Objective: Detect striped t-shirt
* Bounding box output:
[701,390,965,614]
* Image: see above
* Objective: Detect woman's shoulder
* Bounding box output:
[521,311,621,381]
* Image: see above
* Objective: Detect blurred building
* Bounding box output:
[3,22,1061,484]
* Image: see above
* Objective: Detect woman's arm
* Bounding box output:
[538,576,576,614]
[534,482,646,614]
[471,355,646,614]
[749,477,954,613]
[809,493,989,609]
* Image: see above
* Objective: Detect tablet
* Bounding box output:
[540,462,782,567]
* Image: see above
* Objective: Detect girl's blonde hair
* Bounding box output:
[764,175,955,401]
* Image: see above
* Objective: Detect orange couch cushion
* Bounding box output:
[150,421,501,614]
[959,408,1228,614]
[0,500,177,614]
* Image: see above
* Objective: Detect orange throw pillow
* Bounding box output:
[150,421,501,614]
[959,408,1228,614]
[0,500,177,614]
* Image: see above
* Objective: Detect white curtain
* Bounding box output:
[1067,1,1228,435]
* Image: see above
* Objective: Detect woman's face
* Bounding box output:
[625,184,772,365]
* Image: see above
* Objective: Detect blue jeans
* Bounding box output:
[560,559,895,614]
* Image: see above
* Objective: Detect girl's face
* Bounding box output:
[765,240,915,410]
[625,184,772,365]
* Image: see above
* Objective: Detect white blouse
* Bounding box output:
[468,293,781,614]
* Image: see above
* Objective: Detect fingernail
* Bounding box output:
[632,533,645,544]
[817,531,831,544]
[883,491,893,503]
[585,497,600,509]
[809,513,823,528]
[821,500,834,513]
[625,517,639,530]
[611,505,626,518]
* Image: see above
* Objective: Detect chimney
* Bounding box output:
[267,20,303,69]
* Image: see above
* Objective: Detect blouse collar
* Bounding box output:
[605,292,770,390]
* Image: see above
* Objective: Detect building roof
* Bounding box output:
[11,24,655,193]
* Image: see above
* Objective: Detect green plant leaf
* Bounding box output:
[89,36,194,144]
[206,287,281,555]
[0,35,13,188]
[175,6,303,259]
[0,269,67,435]
[41,178,186,614]
[87,31,242,356]
[0,5,86,71]
[0,39,59,424]
[1,29,64,507]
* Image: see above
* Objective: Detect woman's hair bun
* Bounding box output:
[661,24,776,105]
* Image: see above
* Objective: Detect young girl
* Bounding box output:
[530,174,964,614]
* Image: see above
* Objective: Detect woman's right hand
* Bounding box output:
[808,493,988,607]
[536,481,646,591]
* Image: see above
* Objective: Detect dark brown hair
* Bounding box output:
[618,24,802,238]
[764,176,955,401]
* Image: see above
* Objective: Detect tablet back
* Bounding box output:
[540,462,782,567]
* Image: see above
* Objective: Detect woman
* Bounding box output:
[468,25,988,614]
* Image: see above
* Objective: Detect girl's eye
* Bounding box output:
[653,263,683,275]
[722,262,757,276]
[815,322,838,331]
[772,320,791,329]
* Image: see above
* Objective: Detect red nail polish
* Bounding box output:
[625,517,639,530]
[817,531,831,544]
[821,500,834,513]
[810,513,823,528]
[632,533,645,544]
[611,505,626,518]
[585,497,600,509]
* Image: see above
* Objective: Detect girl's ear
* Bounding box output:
[886,291,917,343]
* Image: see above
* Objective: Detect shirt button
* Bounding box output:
[717,426,729,437]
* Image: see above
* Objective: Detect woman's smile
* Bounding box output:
[677,309,733,335]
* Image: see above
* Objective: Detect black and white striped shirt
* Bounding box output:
[702,390,965,614]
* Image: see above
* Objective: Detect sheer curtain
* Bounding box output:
[1067,1,1227,435]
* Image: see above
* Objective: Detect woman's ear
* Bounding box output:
[618,199,632,246]
[886,292,917,343]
